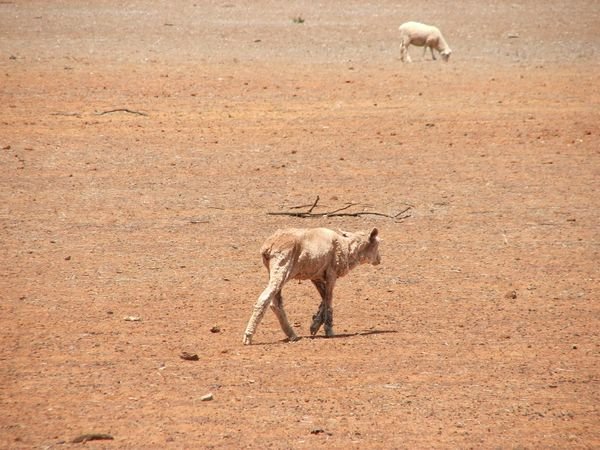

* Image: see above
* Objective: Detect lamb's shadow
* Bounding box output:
[257,329,398,346]
[308,329,398,340]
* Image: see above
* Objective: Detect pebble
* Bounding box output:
[123,315,141,322]
[180,352,199,361]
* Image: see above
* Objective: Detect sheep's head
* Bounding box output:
[367,227,381,265]
[356,228,381,266]
[441,49,452,62]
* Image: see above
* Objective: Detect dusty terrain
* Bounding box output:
[1,1,599,448]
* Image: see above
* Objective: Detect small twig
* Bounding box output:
[96,108,148,116]
[267,211,313,218]
[324,211,408,219]
[330,212,388,218]
[50,112,82,117]
[322,203,355,215]
[393,206,412,218]
[289,203,316,210]
[306,195,320,213]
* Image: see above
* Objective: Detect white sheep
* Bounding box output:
[242,227,381,345]
[399,21,452,63]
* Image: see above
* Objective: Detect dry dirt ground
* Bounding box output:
[1,1,599,448]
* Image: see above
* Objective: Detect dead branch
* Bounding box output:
[289,202,316,210]
[267,198,412,221]
[95,108,148,116]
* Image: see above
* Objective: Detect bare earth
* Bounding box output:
[1,1,599,448]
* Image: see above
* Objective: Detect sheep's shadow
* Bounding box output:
[309,329,398,340]
[254,329,397,346]
[261,329,397,345]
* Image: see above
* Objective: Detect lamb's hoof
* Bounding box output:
[325,327,335,338]
[242,333,253,345]
[286,334,301,343]
[310,321,323,336]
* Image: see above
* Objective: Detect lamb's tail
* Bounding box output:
[261,247,272,270]
[261,251,269,267]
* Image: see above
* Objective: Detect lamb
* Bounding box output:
[399,21,452,63]
[242,227,381,345]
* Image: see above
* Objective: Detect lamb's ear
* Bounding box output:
[369,227,379,242]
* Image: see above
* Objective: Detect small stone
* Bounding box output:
[123,315,141,322]
[505,290,517,299]
[310,428,332,436]
[180,352,199,361]
[200,393,213,401]
[71,434,113,443]
[210,326,221,333]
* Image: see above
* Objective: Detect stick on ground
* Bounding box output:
[267,197,412,221]
[96,108,148,116]
[71,433,114,443]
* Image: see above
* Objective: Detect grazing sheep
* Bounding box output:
[399,21,452,62]
[242,227,381,345]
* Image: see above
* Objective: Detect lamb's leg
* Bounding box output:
[310,281,327,336]
[243,283,279,345]
[310,302,326,336]
[322,280,336,337]
[400,38,412,63]
[430,46,436,60]
[270,292,299,342]
[244,253,293,345]
[324,307,334,337]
